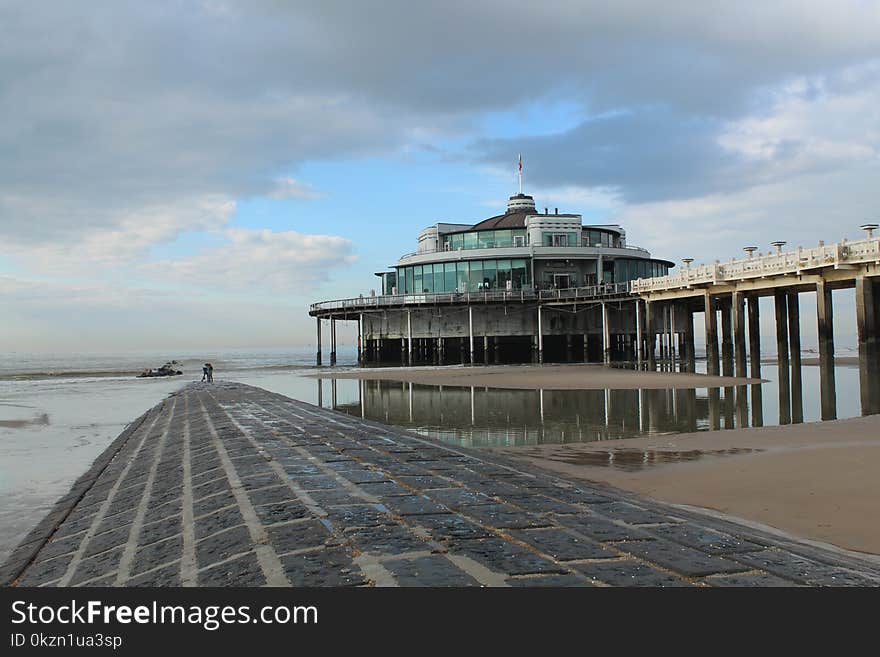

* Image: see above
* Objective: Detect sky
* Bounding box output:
[1,1,879,352]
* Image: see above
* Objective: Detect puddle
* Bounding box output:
[533,446,762,471]
[0,413,50,429]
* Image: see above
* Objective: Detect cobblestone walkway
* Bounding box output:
[4,382,880,587]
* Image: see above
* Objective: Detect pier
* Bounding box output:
[4,382,880,587]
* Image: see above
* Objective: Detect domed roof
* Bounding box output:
[469,194,537,231]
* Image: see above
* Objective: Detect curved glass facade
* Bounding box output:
[394,258,531,294]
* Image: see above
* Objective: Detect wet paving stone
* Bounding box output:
[281,547,366,586]
[509,528,616,561]
[195,506,246,539]
[132,536,183,576]
[555,515,652,542]
[384,495,451,516]
[127,561,182,587]
[139,515,182,546]
[193,491,237,517]
[425,488,495,510]
[248,485,298,506]
[199,552,266,586]
[573,560,693,587]
[306,488,367,507]
[462,504,552,529]
[196,526,253,566]
[705,572,801,587]
[646,524,766,555]
[266,520,332,553]
[384,556,481,586]
[594,502,679,526]
[84,526,132,558]
[69,547,124,586]
[620,539,750,577]
[506,574,593,587]
[357,481,411,497]
[343,524,429,556]
[254,500,311,525]
[324,504,397,528]
[449,538,567,575]
[412,514,497,542]
[730,550,880,586]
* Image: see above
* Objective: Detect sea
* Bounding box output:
[0,347,872,562]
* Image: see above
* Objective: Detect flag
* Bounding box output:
[518,154,522,173]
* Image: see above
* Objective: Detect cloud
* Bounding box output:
[267,177,323,201]
[145,228,357,292]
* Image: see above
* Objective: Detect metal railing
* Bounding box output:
[630,236,880,294]
[310,282,632,314]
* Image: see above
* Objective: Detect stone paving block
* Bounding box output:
[144,497,183,525]
[412,514,497,542]
[705,572,801,587]
[506,574,593,587]
[240,473,282,491]
[281,547,366,586]
[593,501,677,526]
[731,550,880,587]
[504,494,581,516]
[84,526,132,558]
[338,469,390,484]
[193,491,237,517]
[509,528,616,561]
[17,554,75,586]
[383,495,451,516]
[248,485,298,507]
[394,475,451,490]
[425,488,495,510]
[324,504,397,528]
[132,536,183,576]
[199,552,266,586]
[343,524,429,556]
[195,506,246,540]
[306,488,366,507]
[70,547,124,586]
[196,525,253,567]
[384,556,480,586]
[192,476,231,500]
[556,514,652,542]
[573,560,693,587]
[33,534,83,561]
[292,475,344,491]
[449,537,566,576]
[462,503,552,529]
[356,480,411,497]
[266,520,332,554]
[620,539,750,577]
[646,524,765,555]
[127,561,182,587]
[139,515,182,546]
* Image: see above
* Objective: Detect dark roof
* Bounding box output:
[469,211,531,231]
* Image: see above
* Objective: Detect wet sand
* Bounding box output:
[315,364,761,390]
[491,414,880,555]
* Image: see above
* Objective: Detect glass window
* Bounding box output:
[434,265,444,292]
[451,234,463,250]
[405,266,414,293]
[469,261,484,290]
[495,230,513,248]
[496,259,511,289]
[444,262,456,292]
[482,260,497,289]
[413,265,422,294]
[477,231,494,249]
[422,264,433,293]
[463,232,478,249]
[456,261,469,292]
[511,259,527,289]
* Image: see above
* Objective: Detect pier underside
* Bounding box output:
[4,382,880,587]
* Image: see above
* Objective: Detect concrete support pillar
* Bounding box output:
[316,317,322,366]
[720,296,733,377]
[855,276,880,415]
[357,313,364,365]
[816,280,836,420]
[406,310,413,366]
[494,336,501,362]
[468,306,475,364]
[774,291,791,424]
[787,291,803,423]
[747,295,761,379]
[602,302,611,364]
[537,305,544,364]
[645,300,656,367]
[565,334,573,361]
[437,337,445,365]
[684,308,696,372]
[704,293,719,376]
[668,304,676,363]
[732,290,747,378]
[635,299,643,363]
[330,317,337,366]
[485,336,491,365]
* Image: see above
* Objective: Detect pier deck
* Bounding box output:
[4,382,880,587]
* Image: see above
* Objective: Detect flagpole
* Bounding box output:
[518,153,523,194]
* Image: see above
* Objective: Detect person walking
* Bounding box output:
[206,363,214,383]
[201,364,209,382]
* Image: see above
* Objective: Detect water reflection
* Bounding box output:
[321,357,877,449]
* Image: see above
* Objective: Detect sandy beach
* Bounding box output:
[491,414,880,556]
[315,364,762,390]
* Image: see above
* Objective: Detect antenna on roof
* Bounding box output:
[518,153,523,195]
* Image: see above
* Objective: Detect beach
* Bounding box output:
[491,414,880,556]
[315,363,762,389]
